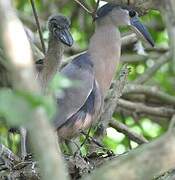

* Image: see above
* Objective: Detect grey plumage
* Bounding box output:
[54,53,95,129]
[53,3,154,139]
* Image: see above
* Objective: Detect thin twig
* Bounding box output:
[93,0,100,19]
[73,0,93,14]
[133,52,170,84]
[30,0,46,54]
[95,0,100,11]
[73,0,101,19]
[81,132,104,148]
[109,119,148,144]
[0,144,21,169]
[0,144,39,179]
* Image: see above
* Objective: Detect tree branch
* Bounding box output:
[30,0,46,54]
[109,119,148,144]
[0,1,67,180]
[84,115,175,180]
[133,52,170,84]
[160,0,175,74]
[118,98,175,118]
[123,84,175,106]
[73,0,93,14]
[0,144,20,169]
[104,0,160,14]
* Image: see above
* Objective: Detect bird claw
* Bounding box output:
[21,153,32,161]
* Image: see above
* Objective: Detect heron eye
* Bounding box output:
[50,20,58,28]
[53,23,58,28]
[129,10,136,17]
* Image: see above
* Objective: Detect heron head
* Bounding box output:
[48,14,74,47]
[95,3,154,47]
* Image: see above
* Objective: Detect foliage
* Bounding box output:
[0,0,173,161]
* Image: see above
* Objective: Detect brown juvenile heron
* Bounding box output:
[54,3,154,140]
[19,14,73,159]
[36,14,73,91]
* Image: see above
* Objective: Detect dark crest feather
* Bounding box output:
[95,3,132,20]
[96,3,117,19]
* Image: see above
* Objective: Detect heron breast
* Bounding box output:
[57,81,102,140]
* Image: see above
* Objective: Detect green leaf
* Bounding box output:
[0,89,57,126]
[0,89,33,126]
[48,74,73,92]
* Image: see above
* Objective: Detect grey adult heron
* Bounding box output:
[53,3,154,140]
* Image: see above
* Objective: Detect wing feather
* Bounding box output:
[53,53,94,129]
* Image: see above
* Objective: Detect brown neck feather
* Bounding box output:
[39,33,64,90]
[88,21,121,97]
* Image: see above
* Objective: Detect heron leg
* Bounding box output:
[19,127,28,160]
[80,126,92,148]
[73,126,92,157]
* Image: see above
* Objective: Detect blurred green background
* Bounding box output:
[0,0,174,156]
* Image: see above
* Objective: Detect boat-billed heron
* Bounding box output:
[18,14,73,159]
[36,14,73,90]
[53,3,154,140]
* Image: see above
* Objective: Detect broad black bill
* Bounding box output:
[54,28,73,47]
[130,16,154,47]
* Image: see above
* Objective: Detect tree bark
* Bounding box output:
[0,1,67,180]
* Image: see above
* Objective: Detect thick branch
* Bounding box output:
[160,0,175,74]
[0,1,67,180]
[104,0,159,14]
[123,84,175,106]
[84,116,175,180]
[118,98,175,117]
